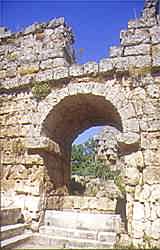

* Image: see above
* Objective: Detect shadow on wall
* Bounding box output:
[116,195,127,231]
[68,177,85,195]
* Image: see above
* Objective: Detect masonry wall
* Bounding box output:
[0,0,160,247]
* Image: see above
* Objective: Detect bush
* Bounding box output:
[32,82,51,100]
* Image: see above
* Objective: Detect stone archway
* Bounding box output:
[41,93,123,189]
[27,81,140,192]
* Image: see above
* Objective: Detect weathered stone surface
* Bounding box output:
[109,46,123,58]
[117,132,140,148]
[44,210,121,233]
[150,219,160,239]
[0,208,22,226]
[111,57,129,71]
[135,184,151,202]
[143,168,160,184]
[124,44,150,56]
[150,26,160,44]
[0,2,160,247]
[143,149,160,166]
[133,202,145,221]
[69,64,84,77]
[149,184,160,202]
[152,44,160,67]
[35,69,53,82]
[146,84,160,99]
[132,220,144,238]
[120,29,150,46]
[124,151,144,170]
[124,167,140,186]
[99,58,113,73]
[128,17,157,29]
[53,66,69,80]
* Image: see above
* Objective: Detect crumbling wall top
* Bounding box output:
[0,1,159,91]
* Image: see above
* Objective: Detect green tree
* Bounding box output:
[71,138,98,176]
[71,138,125,194]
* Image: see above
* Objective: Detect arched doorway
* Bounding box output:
[40,94,123,191]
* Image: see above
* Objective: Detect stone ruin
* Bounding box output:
[0,0,160,248]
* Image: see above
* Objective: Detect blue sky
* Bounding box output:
[1,0,144,144]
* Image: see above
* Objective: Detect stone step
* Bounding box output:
[26,233,114,249]
[1,232,32,249]
[0,208,22,226]
[39,225,117,243]
[44,210,121,233]
[0,223,26,241]
[47,195,116,212]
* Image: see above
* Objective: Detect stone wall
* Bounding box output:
[0,0,160,247]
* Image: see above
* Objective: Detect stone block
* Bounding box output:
[83,61,98,75]
[133,202,145,221]
[19,74,33,86]
[140,118,160,132]
[40,59,53,70]
[143,149,160,166]
[94,197,116,212]
[97,231,117,243]
[150,26,160,44]
[69,64,84,77]
[128,55,152,68]
[0,223,26,241]
[149,184,160,202]
[143,99,159,115]
[132,238,144,248]
[132,220,144,238]
[25,195,41,211]
[124,166,140,186]
[128,17,157,29]
[146,84,160,99]
[150,203,157,221]
[18,63,39,76]
[38,48,64,61]
[135,184,151,202]
[117,132,140,147]
[151,219,160,239]
[52,58,69,68]
[124,44,150,56]
[109,46,123,58]
[44,210,121,232]
[53,66,69,80]
[123,118,140,133]
[62,196,74,209]
[152,44,160,67]
[120,28,150,46]
[119,103,136,119]
[73,196,89,209]
[124,151,144,169]
[6,66,17,78]
[111,57,129,71]
[35,69,53,82]
[157,204,160,218]
[0,70,6,79]
[0,208,22,226]
[143,167,160,184]
[144,202,151,219]
[99,58,113,73]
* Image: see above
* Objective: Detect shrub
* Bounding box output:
[32,82,51,100]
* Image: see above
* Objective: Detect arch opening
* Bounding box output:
[41,94,123,193]
[42,94,122,147]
